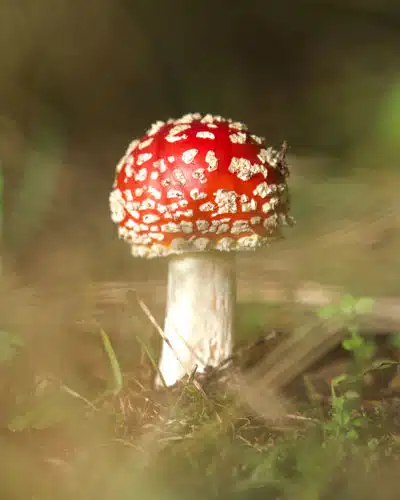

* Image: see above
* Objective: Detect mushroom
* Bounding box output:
[109,113,294,387]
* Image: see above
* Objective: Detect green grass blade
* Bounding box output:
[135,334,167,389]
[99,327,123,395]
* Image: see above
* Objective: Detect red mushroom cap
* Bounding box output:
[110,113,294,258]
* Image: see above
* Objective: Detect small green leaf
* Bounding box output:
[346,429,359,440]
[342,412,351,425]
[342,335,364,352]
[317,304,338,319]
[342,338,353,351]
[352,418,365,428]
[340,295,356,316]
[354,297,375,315]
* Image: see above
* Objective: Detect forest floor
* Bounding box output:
[1,165,400,500]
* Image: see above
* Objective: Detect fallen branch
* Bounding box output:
[94,279,400,334]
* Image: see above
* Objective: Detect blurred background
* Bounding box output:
[0,0,399,293]
[0,4,399,498]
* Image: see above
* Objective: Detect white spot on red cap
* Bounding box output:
[125,139,139,156]
[264,214,279,228]
[143,214,160,224]
[135,168,148,181]
[173,169,186,185]
[166,124,190,143]
[193,238,211,250]
[167,202,179,211]
[196,220,210,231]
[262,202,271,213]
[242,199,257,212]
[238,235,259,248]
[146,120,165,136]
[177,113,201,123]
[201,114,217,124]
[125,219,139,230]
[231,220,251,234]
[140,199,156,210]
[138,138,154,150]
[125,163,134,178]
[216,223,230,234]
[126,201,140,211]
[153,159,167,173]
[258,147,280,167]
[229,132,247,144]
[166,134,187,143]
[199,202,215,212]
[196,131,215,139]
[205,150,218,171]
[214,189,238,215]
[115,159,124,175]
[271,196,280,207]
[229,121,247,131]
[149,233,164,241]
[109,190,125,224]
[181,221,194,234]
[137,153,152,166]
[175,209,194,218]
[148,187,161,199]
[229,157,264,181]
[253,182,270,198]
[130,211,140,220]
[125,190,134,201]
[190,188,207,200]
[161,222,180,233]
[216,238,235,251]
[251,134,264,144]
[167,189,184,199]
[182,148,198,164]
[263,197,279,212]
[192,168,207,184]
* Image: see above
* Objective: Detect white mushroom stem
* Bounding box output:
[155,253,235,387]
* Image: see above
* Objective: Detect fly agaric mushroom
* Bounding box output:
[109,113,294,387]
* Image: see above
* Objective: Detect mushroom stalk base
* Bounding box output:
[156,254,235,387]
